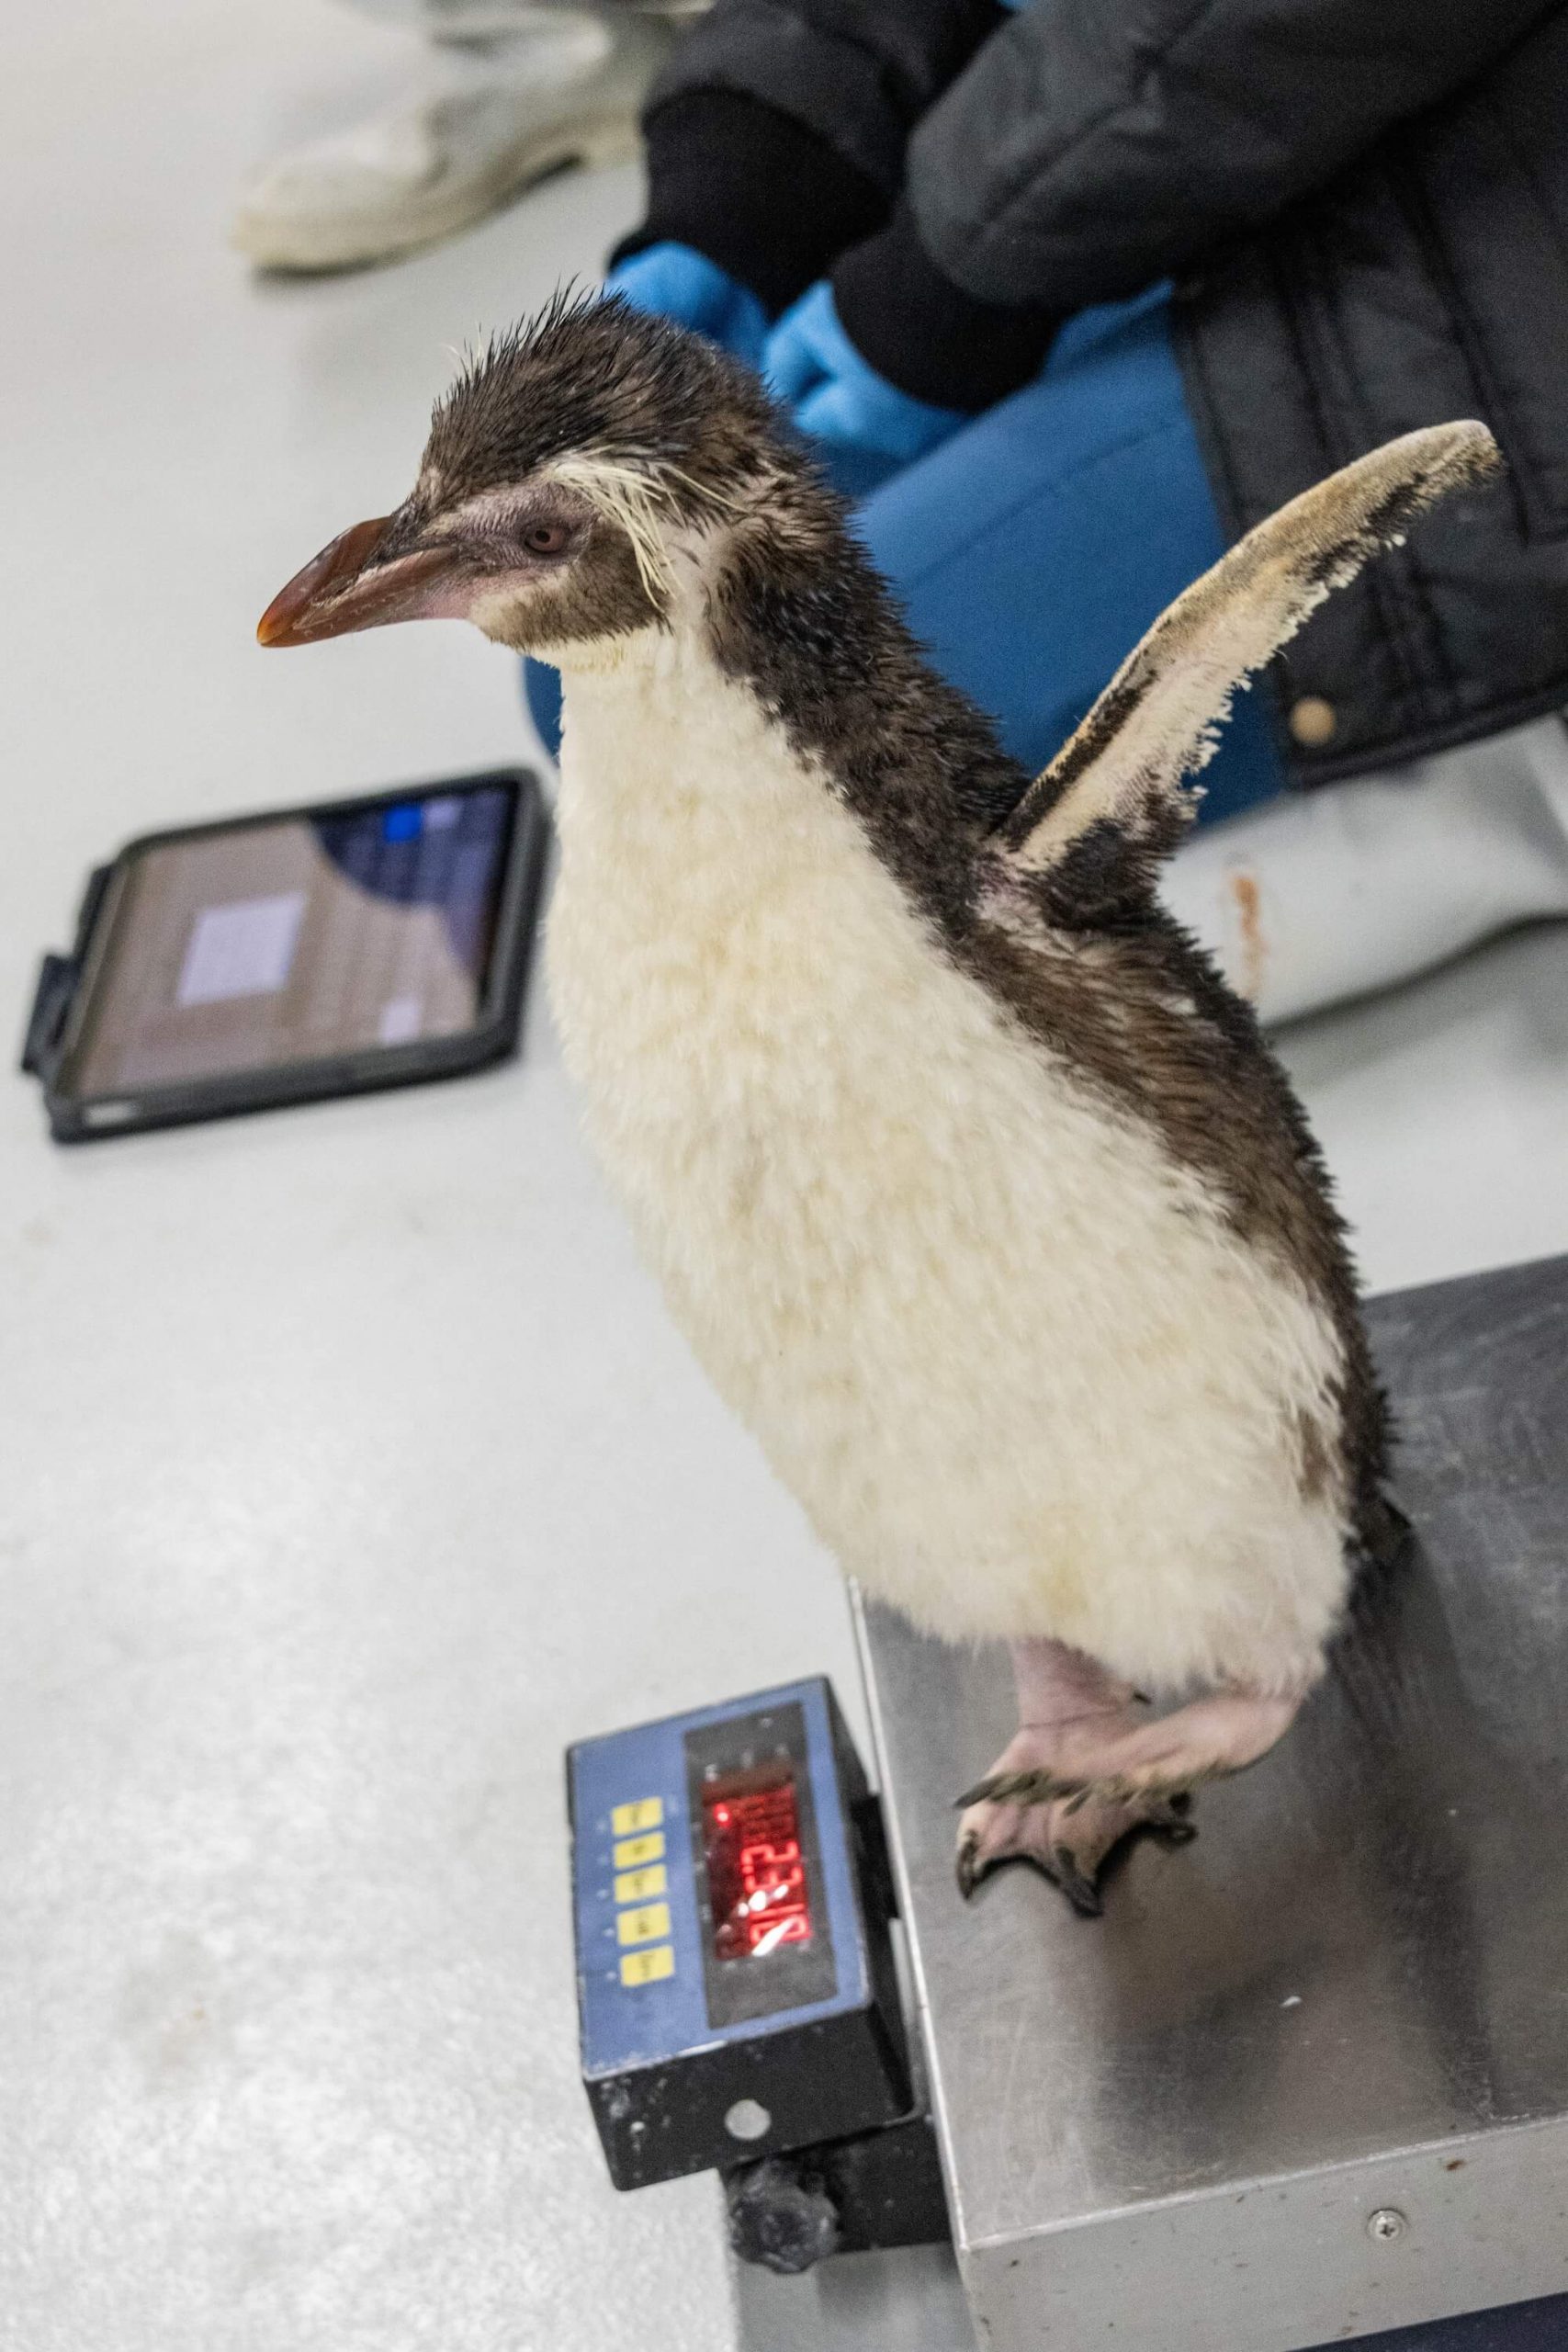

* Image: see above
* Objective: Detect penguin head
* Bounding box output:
[258,290,791,660]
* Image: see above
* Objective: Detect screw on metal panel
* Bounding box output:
[725,2098,773,2143]
[1367,2209,1408,2243]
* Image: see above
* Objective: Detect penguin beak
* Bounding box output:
[257,514,468,647]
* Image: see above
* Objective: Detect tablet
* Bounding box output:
[23,768,548,1141]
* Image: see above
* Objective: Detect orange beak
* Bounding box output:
[256,514,465,647]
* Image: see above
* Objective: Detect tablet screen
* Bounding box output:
[64,784,514,1095]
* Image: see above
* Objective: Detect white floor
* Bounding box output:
[3,7,1568,2352]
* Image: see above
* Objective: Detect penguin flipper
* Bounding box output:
[986,422,1500,905]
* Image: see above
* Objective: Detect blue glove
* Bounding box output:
[763,280,967,498]
[607,242,770,369]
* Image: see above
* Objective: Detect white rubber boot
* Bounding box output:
[231,8,674,273]
[1160,713,1568,1027]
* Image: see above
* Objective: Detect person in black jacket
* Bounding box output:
[525,0,1568,1019]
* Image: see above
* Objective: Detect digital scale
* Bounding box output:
[568,1679,911,2195]
[568,1256,1568,2350]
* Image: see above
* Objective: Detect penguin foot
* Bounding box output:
[955,1780,1193,1915]
[953,1674,1310,1914]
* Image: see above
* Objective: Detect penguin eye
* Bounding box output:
[523,521,570,557]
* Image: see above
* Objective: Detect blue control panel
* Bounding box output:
[569,1677,908,2188]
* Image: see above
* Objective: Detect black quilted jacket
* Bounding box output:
[622,0,1568,785]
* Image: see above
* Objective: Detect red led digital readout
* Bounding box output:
[702,1769,813,1962]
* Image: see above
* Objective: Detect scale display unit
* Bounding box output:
[569,1678,911,2192]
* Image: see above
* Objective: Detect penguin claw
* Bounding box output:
[955,1825,1104,1914]
[1142,1793,1198,1840]
[953,1769,1084,1811]
[1051,1847,1104,1917]
[955,1773,1198,1917]
[953,1776,996,1811]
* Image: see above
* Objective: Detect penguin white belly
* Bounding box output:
[546,635,1350,1697]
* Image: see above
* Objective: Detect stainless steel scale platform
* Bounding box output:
[741,1252,1568,2352]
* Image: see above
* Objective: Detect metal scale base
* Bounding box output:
[753,1253,1568,2351]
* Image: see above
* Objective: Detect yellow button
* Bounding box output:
[611,1798,664,1838]
[613,1831,665,1870]
[615,1863,669,1905]
[620,1945,675,1988]
[617,1903,671,1947]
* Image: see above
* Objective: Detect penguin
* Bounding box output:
[259,293,1498,1914]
